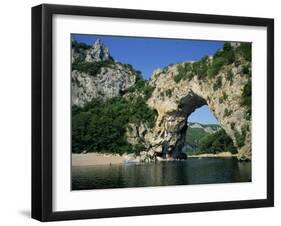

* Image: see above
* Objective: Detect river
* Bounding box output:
[72,157,251,190]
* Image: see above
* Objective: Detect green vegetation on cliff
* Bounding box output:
[71,38,252,158]
[197,129,237,154]
[126,75,155,100]
[173,42,251,83]
[185,127,211,147]
[184,123,237,155]
[241,72,252,119]
[207,42,235,78]
[72,60,114,76]
[72,39,91,51]
[237,43,252,61]
[72,78,157,154]
[71,39,157,155]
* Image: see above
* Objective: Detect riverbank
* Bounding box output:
[187,151,238,158]
[72,151,238,166]
[72,153,127,166]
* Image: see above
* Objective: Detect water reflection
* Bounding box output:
[72,158,251,190]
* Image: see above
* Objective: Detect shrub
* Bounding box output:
[226,69,234,84]
[127,79,155,100]
[234,131,244,148]
[224,108,233,117]
[234,125,248,148]
[207,43,235,78]
[173,70,184,83]
[154,72,161,79]
[124,63,134,71]
[162,66,169,73]
[192,56,208,79]
[223,43,235,64]
[237,43,252,61]
[219,92,227,104]
[231,122,235,130]
[72,40,91,51]
[207,57,225,78]
[245,112,251,121]
[72,96,157,154]
[165,89,173,98]
[222,91,228,101]
[72,65,158,155]
[132,144,145,156]
[198,129,237,154]
[240,79,251,117]
[72,60,114,76]
[173,62,193,83]
[139,83,155,100]
[213,76,222,91]
[242,64,251,76]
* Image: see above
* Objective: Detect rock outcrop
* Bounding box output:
[85,39,111,62]
[72,39,252,160]
[72,39,112,63]
[72,64,137,106]
[126,43,252,160]
[71,39,138,106]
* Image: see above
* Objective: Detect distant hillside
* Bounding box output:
[188,122,220,134]
[184,123,220,151]
[183,122,237,155]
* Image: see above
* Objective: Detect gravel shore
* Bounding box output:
[72,153,126,166]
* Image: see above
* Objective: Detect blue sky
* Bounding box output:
[72,34,223,79]
[72,34,221,124]
[188,106,218,124]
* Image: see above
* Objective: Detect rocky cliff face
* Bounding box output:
[72,39,112,63]
[72,39,251,161]
[126,43,252,160]
[85,39,111,62]
[187,122,220,134]
[71,39,138,106]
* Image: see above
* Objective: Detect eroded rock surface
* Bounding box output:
[72,39,252,160]
[71,39,138,106]
[126,44,252,160]
[72,64,137,106]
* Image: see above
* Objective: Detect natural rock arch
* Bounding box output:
[71,39,252,160]
[128,59,251,161]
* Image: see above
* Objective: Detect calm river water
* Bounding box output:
[72,158,251,190]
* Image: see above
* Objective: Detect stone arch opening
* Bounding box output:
[147,86,249,160]
[148,90,240,160]
[168,92,209,158]
[145,66,251,161]
[182,105,221,156]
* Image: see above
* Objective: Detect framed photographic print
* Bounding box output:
[32,4,274,221]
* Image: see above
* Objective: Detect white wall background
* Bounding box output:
[0,0,279,225]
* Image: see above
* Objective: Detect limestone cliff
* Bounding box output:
[126,43,252,160]
[71,39,139,106]
[71,39,252,161]
[72,38,112,63]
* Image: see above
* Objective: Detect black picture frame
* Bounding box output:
[32,3,274,222]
